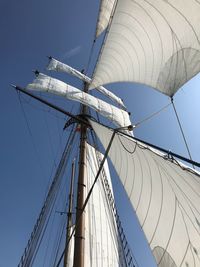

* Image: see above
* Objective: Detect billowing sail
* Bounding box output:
[84,143,125,266]
[47,57,125,108]
[90,120,200,267]
[95,0,116,37]
[26,73,131,128]
[91,0,200,97]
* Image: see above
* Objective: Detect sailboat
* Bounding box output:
[2,0,200,266]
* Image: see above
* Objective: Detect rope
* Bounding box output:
[18,127,77,267]
[118,135,137,154]
[84,0,101,75]
[19,93,67,122]
[117,130,200,176]
[134,102,172,128]
[51,202,68,267]
[115,126,200,169]
[95,150,138,267]
[91,0,118,79]
[17,91,47,181]
[28,197,55,267]
[85,40,96,76]
[171,97,195,169]
[55,130,116,267]
[91,131,138,267]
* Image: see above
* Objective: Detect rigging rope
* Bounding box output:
[85,40,96,76]
[51,206,67,267]
[17,91,47,182]
[171,97,195,169]
[18,126,77,267]
[28,198,55,267]
[86,141,125,265]
[133,102,172,129]
[45,163,71,267]
[118,132,200,176]
[19,92,67,122]
[55,130,116,267]
[84,0,101,75]
[91,132,139,267]
[91,0,118,79]
[43,168,72,267]
[43,110,57,169]
[115,127,200,169]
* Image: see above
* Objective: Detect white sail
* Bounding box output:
[84,143,125,266]
[47,57,125,108]
[66,227,75,267]
[62,143,124,267]
[91,0,200,97]
[26,73,131,128]
[95,0,116,37]
[90,120,200,267]
[47,57,91,83]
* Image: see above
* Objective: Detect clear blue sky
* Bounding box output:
[1,0,200,266]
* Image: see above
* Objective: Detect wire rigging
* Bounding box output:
[18,125,77,267]
[91,131,139,267]
[133,102,172,128]
[86,143,122,265]
[17,91,47,184]
[42,111,57,169]
[51,190,69,267]
[19,93,67,122]
[85,40,96,76]
[114,126,200,169]
[171,97,195,169]
[84,0,100,75]
[55,130,116,267]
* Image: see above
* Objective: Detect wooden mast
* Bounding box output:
[64,159,75,267]
[73,82,88,267]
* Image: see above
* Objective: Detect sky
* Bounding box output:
[1,0,200,266]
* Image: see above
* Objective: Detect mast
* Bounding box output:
[73,82,88,267]
[64,159,75,267]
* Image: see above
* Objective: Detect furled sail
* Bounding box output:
[84,143,125,266]
[26,73,131,128]
[66,227,74,267]
[91,0,200,97]
[47,57,125,108]
[95,0,116,37]
[90,120,200,267]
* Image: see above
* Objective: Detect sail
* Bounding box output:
[84,143,125,266]
[47,57,91,83]
[47,57,126,108]
[90,120,200,267]
[66,227,75,267]
[95,0,116,37]
[26,73,131,128]
[91,0,200,97]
